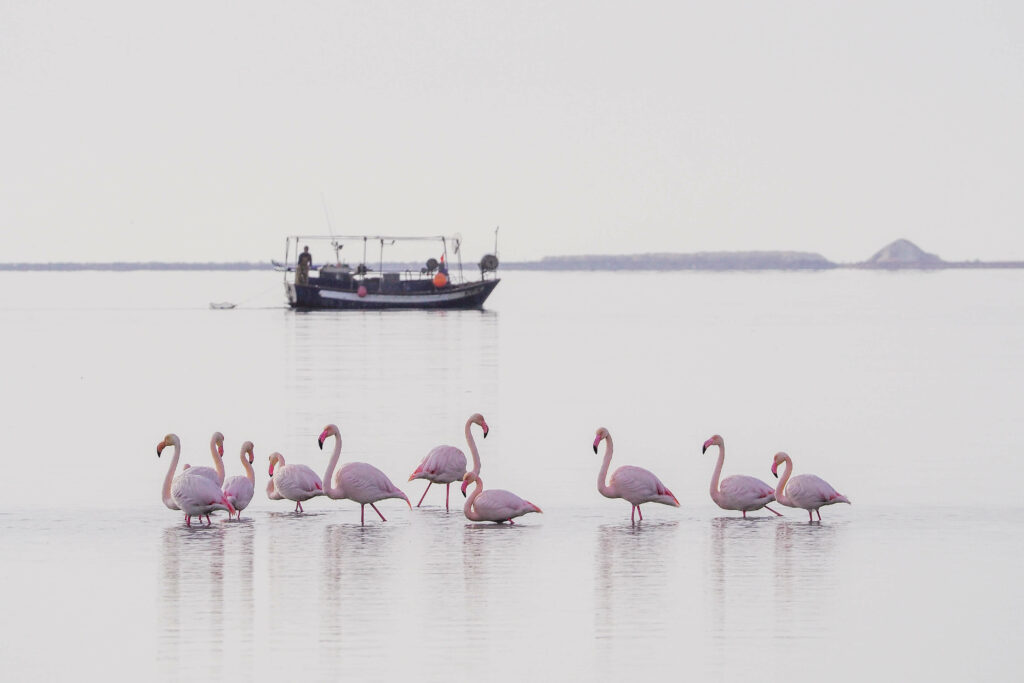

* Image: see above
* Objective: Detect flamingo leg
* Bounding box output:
[808,510,813,522]
[742,511,747,518]
[816,509,822,521]
[371,503,387,522]
[765,505,783,517]
[205,514,211,525]
[445,483,450,511]
[631,506,636,523]
[295,501,304,513]
[638,506,644,521]
[416,482,432,507]
[360,504,365,525]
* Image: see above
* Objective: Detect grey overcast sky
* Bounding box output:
[2,1,1022,263]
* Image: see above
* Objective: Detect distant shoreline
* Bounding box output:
[2,259,1024,272]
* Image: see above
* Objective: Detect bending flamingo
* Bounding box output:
[223,441,256,520]
[157,433,235,527]
[186,431,227,485]
[267,452,323,513]
[703,435,781,517]
[460,472,541,524]
[594,427,679,522]
[320,424,410,525]
[409,413,488,510]
[771,452,850,521]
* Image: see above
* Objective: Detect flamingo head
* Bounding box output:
[212,432,225,457]
[268,452,283,477]
[156,433,179,457]
[470,413,489,438]
[771,452,789,478]
[461,471,479,497]
[241,441,255,465]
[702,435,724,454]
[318,424,339,450]
[182,463,191,470]
[593,427,610,454]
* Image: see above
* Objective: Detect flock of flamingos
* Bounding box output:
[156,413,850,527]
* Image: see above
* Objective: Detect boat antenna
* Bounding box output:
[320,193,335,238]
[494,225,500,258]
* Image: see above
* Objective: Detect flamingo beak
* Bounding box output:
[771,463,779,478]
[702,439,712,454]
[318,434,326,450]
[156,442,165,456]
[592,437,600,454]
[269,466,275,477]
[482,425,489,438]
[218,444,224,456]
[461,480,469,497]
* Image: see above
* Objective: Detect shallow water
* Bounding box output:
[0,269,1022,680]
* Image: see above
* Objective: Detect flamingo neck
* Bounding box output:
[463,479,483,521]
[266,476,281,500]
[597,436,616,499]
[774,457,793,506]
[465,419,482,475]
[162,441,181,510]
[709,444,725,503]
[241,450,255,485]
[322,433,344,499]
[209,437,225,483]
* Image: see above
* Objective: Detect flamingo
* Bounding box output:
[185,431,226,486]
[267,452,323,513]
[320,424,411,525]
[222,441,256,520]
[770,452,850,521]
[157,433,235,526]
[460,472,541,524]
[409,412,488,510]
[703,435,782,517]
[594,427,679,522]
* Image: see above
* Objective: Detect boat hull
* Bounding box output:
[287,279,499,310]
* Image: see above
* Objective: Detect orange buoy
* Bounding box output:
[357,285,367,297]
[433,272,448,287]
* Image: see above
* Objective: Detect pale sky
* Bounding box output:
[2,1,1023,264]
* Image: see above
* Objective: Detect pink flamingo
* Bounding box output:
[594,427,679,522]
[222,441,256,520]
[771,452,850,521]
[704,435,782,517]
[157,433,235,526]
[460,472,541,524]
[320,424,411,525]
[267,452,323,512]
[409,413,488,510]
[185,431,226,486]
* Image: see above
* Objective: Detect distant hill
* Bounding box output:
[860,239,943,267]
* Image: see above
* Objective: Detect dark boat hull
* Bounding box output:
[288,278,499,310]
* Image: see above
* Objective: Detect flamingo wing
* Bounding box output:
[187,465,222,486]
[172,472,228,515]
[474,489,539,521]
[223,475,255,510]
[785,474,838,507]
[275,464,323,500]
[340,462,406,503]
[719,474,776,508]
[411,446,467,483]
[611,466,679,506]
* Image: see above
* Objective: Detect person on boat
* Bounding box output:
[297,246,313,284]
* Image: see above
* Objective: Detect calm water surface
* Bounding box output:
[0,269,1022,681]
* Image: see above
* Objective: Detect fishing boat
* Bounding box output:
[275,234,500,310]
